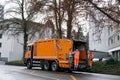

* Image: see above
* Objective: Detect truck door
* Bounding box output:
[25,46,32,59]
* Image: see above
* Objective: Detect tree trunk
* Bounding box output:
[58,0,62,38]
[23,21,28,59]
[66,0,74,39]
[21,0,28,59]
[53,0,62,38]
[67,9,73,39]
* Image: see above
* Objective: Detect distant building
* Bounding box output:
[0,18,53,61]
[89,0,120,61]
[88,6,109,58]
[89,25,120,61]
[108,26,120,61]
[89,26,108,52]
[0,4,4,20]
[89,24,109,58]
[0,19,23,61]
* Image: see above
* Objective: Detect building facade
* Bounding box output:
[89,26,108,52]
[0,19,53,62]
[108,27,120,61]
[0,20,23,61]
[89,22,120,61]
[89,24,109,58]
[88,0,120,61]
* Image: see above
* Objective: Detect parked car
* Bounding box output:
[92,57,110,62]
[101,57,109,62]
[92,58,99,62]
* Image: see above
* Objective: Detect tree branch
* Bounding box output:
[86,0,120,23]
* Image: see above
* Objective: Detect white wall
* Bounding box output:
[89,25,108,52]
[1,34,13,59]
[0,33,23,61]
[0,19,53,61]
[10,35,23,61]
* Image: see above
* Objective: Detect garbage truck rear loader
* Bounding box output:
[24,39,92,71]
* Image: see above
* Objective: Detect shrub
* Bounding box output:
[5,60,24,66]
[106,58,118,65]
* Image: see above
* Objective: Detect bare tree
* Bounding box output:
[86,0,120,24]
[32,0,88,39]
[4,0,44,58]
[80,0,120,41]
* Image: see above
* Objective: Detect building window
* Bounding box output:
[117,35,119,40]
[0,52,1,58]
[0,25,3,30]
[111,38,113,44]
[0,34,2,38]
[108,38,111,45]
[0,43,2,47]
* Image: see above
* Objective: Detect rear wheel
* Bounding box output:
[68,69,72,73]
[44,61,50,71]
[51,61,58,71]
[27,59,32,69]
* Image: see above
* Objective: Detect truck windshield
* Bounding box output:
[27,46,31,51]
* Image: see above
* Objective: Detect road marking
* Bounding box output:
[30,70,35,74]
[70,75,77,80]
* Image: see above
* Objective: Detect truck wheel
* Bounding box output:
[51,61,58,71]
[44,61,50,71]
[68,69,72,73]
[40,60,44,70]
[27,60,32,69]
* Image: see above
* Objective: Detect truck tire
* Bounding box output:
[51,61,58,71]
[68,69,72,73]
[40,60,44,70]
[44,61,50,71]
[27,60,32,69]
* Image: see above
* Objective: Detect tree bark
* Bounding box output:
[67,15,73,39]
[67,0,74,39]
[21,0,28,59]
[53,0,62,38]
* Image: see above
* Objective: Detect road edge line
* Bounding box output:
[70,75,77,80]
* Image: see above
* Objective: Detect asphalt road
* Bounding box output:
[0,64,120,80]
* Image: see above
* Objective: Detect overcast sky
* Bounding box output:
[0,0,89,35]
[0,0,5,5]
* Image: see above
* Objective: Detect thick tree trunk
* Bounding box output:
[21,0,28,59]
[66,0,74,39]
[67,9,73,39]
[58,29,62,38]
[23,22,28,59]
[58,0,62,38]
[67,17,72,39]
[54,0,62,39]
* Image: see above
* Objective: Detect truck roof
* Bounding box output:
[35,38,71,43]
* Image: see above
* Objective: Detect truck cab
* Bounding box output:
[24,43,33,65]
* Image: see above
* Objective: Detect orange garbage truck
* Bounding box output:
[24,39,93,71]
